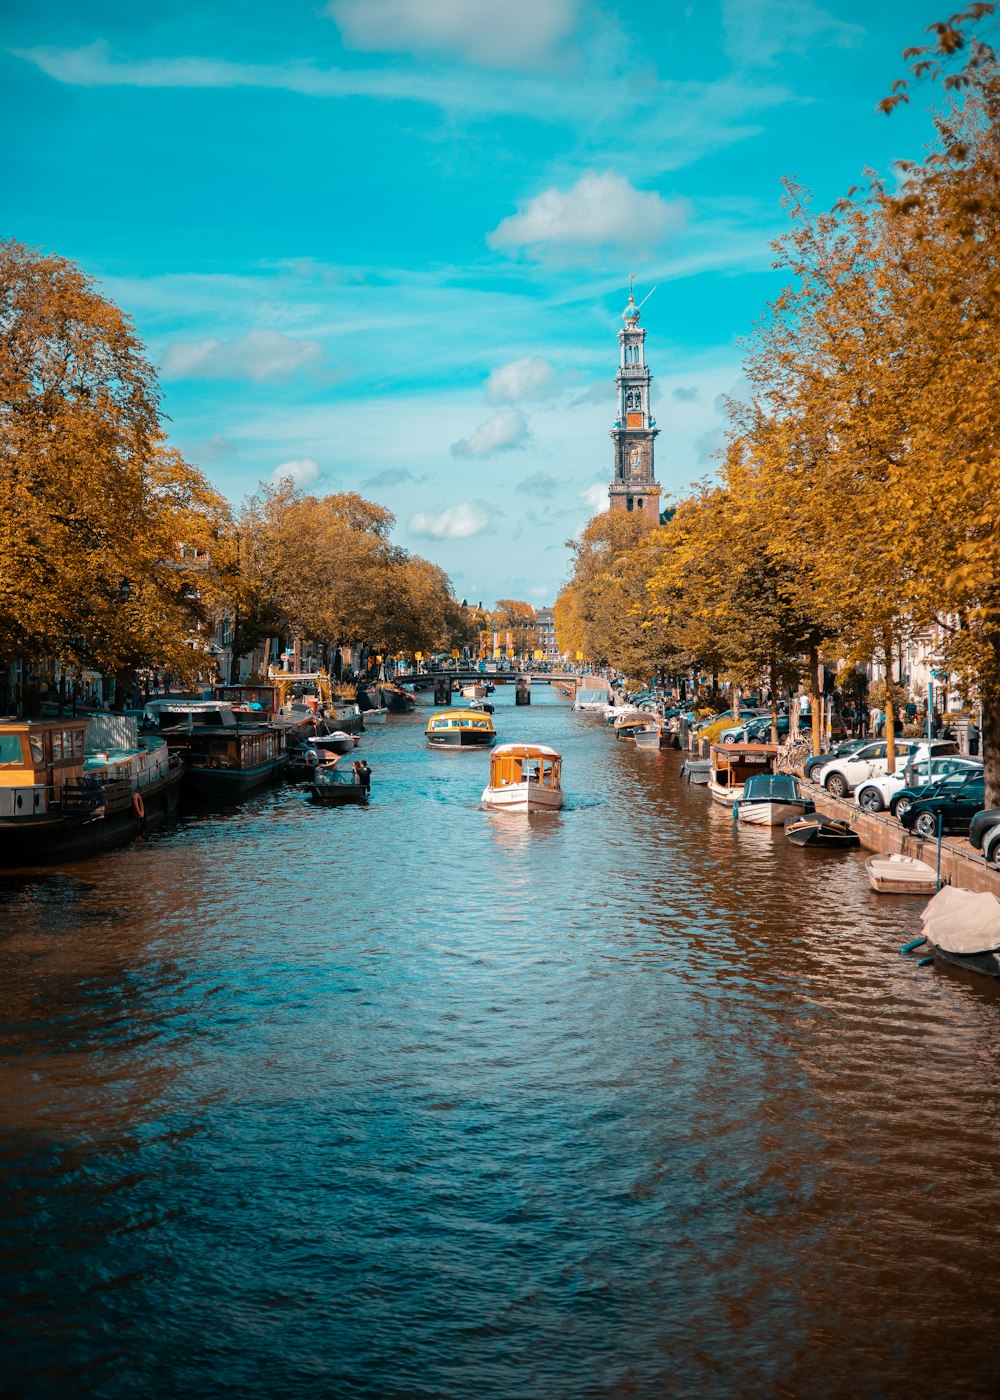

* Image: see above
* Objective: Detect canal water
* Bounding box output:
[3,685,1000,1399]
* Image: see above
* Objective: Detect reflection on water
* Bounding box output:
[3,686,1000,1398]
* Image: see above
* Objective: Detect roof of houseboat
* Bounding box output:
[427,709,495,726]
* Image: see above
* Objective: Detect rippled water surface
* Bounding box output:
[3,685,1000,1399]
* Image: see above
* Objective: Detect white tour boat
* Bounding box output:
[481,743,564,812]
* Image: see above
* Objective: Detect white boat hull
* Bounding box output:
[709,778,744,808]
[865,855,939,894]
[481,782,564,812]
[363,708,388,724]
[737,799,806,826]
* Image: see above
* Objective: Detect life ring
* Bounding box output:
[133,792,145,820]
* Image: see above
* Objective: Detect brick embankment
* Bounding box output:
[805,781,1000,895]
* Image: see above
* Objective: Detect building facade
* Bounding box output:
[609,281,661,523]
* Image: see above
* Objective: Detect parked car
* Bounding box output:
[815,738,958,799]
[969,806,1000,865]
[856,756,982,815]
[803,738,871,781]
[899,770,986,839]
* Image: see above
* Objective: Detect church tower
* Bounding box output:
[609,278,661,523]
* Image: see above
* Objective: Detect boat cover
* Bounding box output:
[743,774,800,801]
[920,885,1000,954]
[577,689,609,706]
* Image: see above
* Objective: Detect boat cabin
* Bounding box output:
[488,744,562,790]
[742,774,801,803]
[0,717,88,817]
[710,743,778,792]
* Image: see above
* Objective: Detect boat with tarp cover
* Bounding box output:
[915,885,1000,976]
[735,773,814,826]
[481,743,563,812]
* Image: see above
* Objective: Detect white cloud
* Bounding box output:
[488,173,687,260]
[161,328,327,384]
[271,457,324,488]
[408,502,492,539]
[451,409,529,458]
[362,466,420,488]
[486,355,555,403]
[579,483,608,514]
[327,0,579,69]
[722,0,863,67]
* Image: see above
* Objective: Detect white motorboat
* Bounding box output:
[574,687,610,712]
[865,853,939,894]
[481,743,564,812]
[362,707,388,724]
[462,683,487,700]
[735,774,813,826]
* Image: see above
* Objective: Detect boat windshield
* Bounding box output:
[744,775,799,801]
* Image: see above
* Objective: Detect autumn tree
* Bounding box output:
[0,240,231,707]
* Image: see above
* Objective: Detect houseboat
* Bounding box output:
[380,682,417,714]
[481,743,563,812]
[425,709,496,748]
[0,714,182,865]
[708,742,778,809]
[144,699,287,798]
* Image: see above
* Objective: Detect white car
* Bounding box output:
[816,739,958,799]
[854,755,981,814]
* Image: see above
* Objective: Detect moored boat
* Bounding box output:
[0,714,182,865]
[614,711,658,742]
[680,757,712,784]
[865,853,939,895]
[784,812,860,849]
[735,773,814,826]
[425,709,496,748]
[380,683,417,713]
[462,683,487,700]
[481,743,563,812]
[708,743,777,809]
[914,885,1000,975]
[144,699,287,798]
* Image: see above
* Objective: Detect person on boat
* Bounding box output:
[351,761,361,784]
[357,760,371,791]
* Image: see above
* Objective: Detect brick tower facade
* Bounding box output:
[609,280,661,523]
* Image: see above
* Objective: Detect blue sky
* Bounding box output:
[3,1,944,606]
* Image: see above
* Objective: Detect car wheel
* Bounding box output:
[858,788,884,814]
[825,773,849,799]
[891,795,912,819]
[914,811,939,840]
[983,826,1000,867]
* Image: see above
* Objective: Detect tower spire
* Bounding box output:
[608,280,660,523]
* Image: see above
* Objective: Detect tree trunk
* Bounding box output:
[770,659,780,745]
[983,686,1000,810]
[809,644,822,756]
[883,628,897,775]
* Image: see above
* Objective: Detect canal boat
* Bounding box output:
[574,686,610,712]
[0,714,182,864]
[614,711,658,742]
[144,699,287,799]
[735,774,814,826]
[462,683,487,700]
[914,885,1000,976]
[380,683,417,714]
[783,812,860,849]
[708,743,778,809]
[425,709,497,749]
[865,853,939,895]
[212,683,278,719]
[309,765,368,806]
[481,743,563,812]
[680,757,712,784]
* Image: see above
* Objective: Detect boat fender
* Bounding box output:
[899,936,927,954]
[917,955,936,967]
[132,792,145,820]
